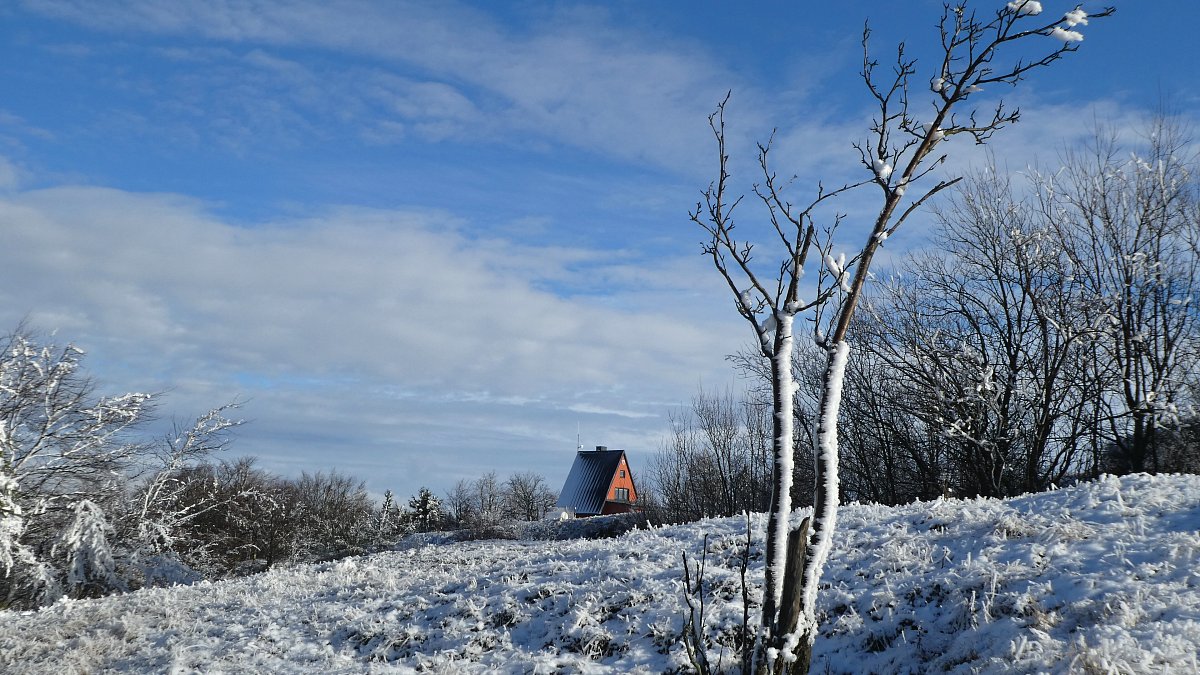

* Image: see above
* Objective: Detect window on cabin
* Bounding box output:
[620,470,625,478]
[614,487,630,502]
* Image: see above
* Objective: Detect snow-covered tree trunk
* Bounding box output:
[793,341,849,655]
[760,314,796,633]
[0,422,22,578]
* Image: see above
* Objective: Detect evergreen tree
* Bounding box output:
[407,487,443,533]
[376,490,397,539]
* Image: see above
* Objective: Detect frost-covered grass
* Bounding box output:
[1,473,1198,673]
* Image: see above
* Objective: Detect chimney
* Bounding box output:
[595,445,607,452]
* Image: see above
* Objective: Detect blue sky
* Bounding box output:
[0,1,1195,502]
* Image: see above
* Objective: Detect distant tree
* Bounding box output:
[504,472,557,521]
[407,487,443,533]
[858,166,1103,498]
[650,412,700,521]
[472,471,504,528]
[1155,416,1200,474]
[215,458,288,570]
[444,479,476,527]
[291,470,374,561]
[650,388,772,522]
[138,457,282,577]
[376,489,399,539]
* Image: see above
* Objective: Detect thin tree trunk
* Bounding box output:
[794,341,851,673]
[755,314,797,673]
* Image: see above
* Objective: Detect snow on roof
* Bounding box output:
[555,448,625,515]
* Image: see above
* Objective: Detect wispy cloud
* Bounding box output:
[566,404,659,420]
[21,0,752,173]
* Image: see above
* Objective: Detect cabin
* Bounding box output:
[555,446,638,518]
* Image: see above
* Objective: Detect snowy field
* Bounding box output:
[1,473,1198,674]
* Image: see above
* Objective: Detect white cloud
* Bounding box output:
[1007,1,1042,17]
[0,181,745,493]
[1050,27,1084,43]
[566,404,659,420]
[3,186,730,389]
[0,156,23,191]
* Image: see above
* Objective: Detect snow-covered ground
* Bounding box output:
[2,473,1198,674]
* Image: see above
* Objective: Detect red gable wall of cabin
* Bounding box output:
[607,456,637,504]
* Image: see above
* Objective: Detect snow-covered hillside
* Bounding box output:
[1,473,1197,674]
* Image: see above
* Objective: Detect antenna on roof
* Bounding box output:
[576,422,583,451]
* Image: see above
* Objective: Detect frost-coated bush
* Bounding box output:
[54,500,123,599]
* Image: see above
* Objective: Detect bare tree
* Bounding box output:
[290,469,373,561]
[142,457,283,576]
[504,472,556,522]
[694,387,751,517]
[650,387,772,522]
[442,472,508,530]
[691,4,1110,672]
[649,410,703,521]
[472,471,504,528]
[444,478,476,527]
[857,166,1103,499]
[824,330,940,505]
[1041,118,1200,473]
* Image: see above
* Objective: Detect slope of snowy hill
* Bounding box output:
[1,473,1198,674]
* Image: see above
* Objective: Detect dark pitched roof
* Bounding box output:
[556,448,625,515]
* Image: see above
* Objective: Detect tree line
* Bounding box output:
[443,470,560,529]
[0,325,559,609]
[377,470,560,537]
[0,324,384,609]
[654,119,1199,523]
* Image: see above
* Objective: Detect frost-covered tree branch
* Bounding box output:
[124,404,246,558]
[0,330,154,507]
